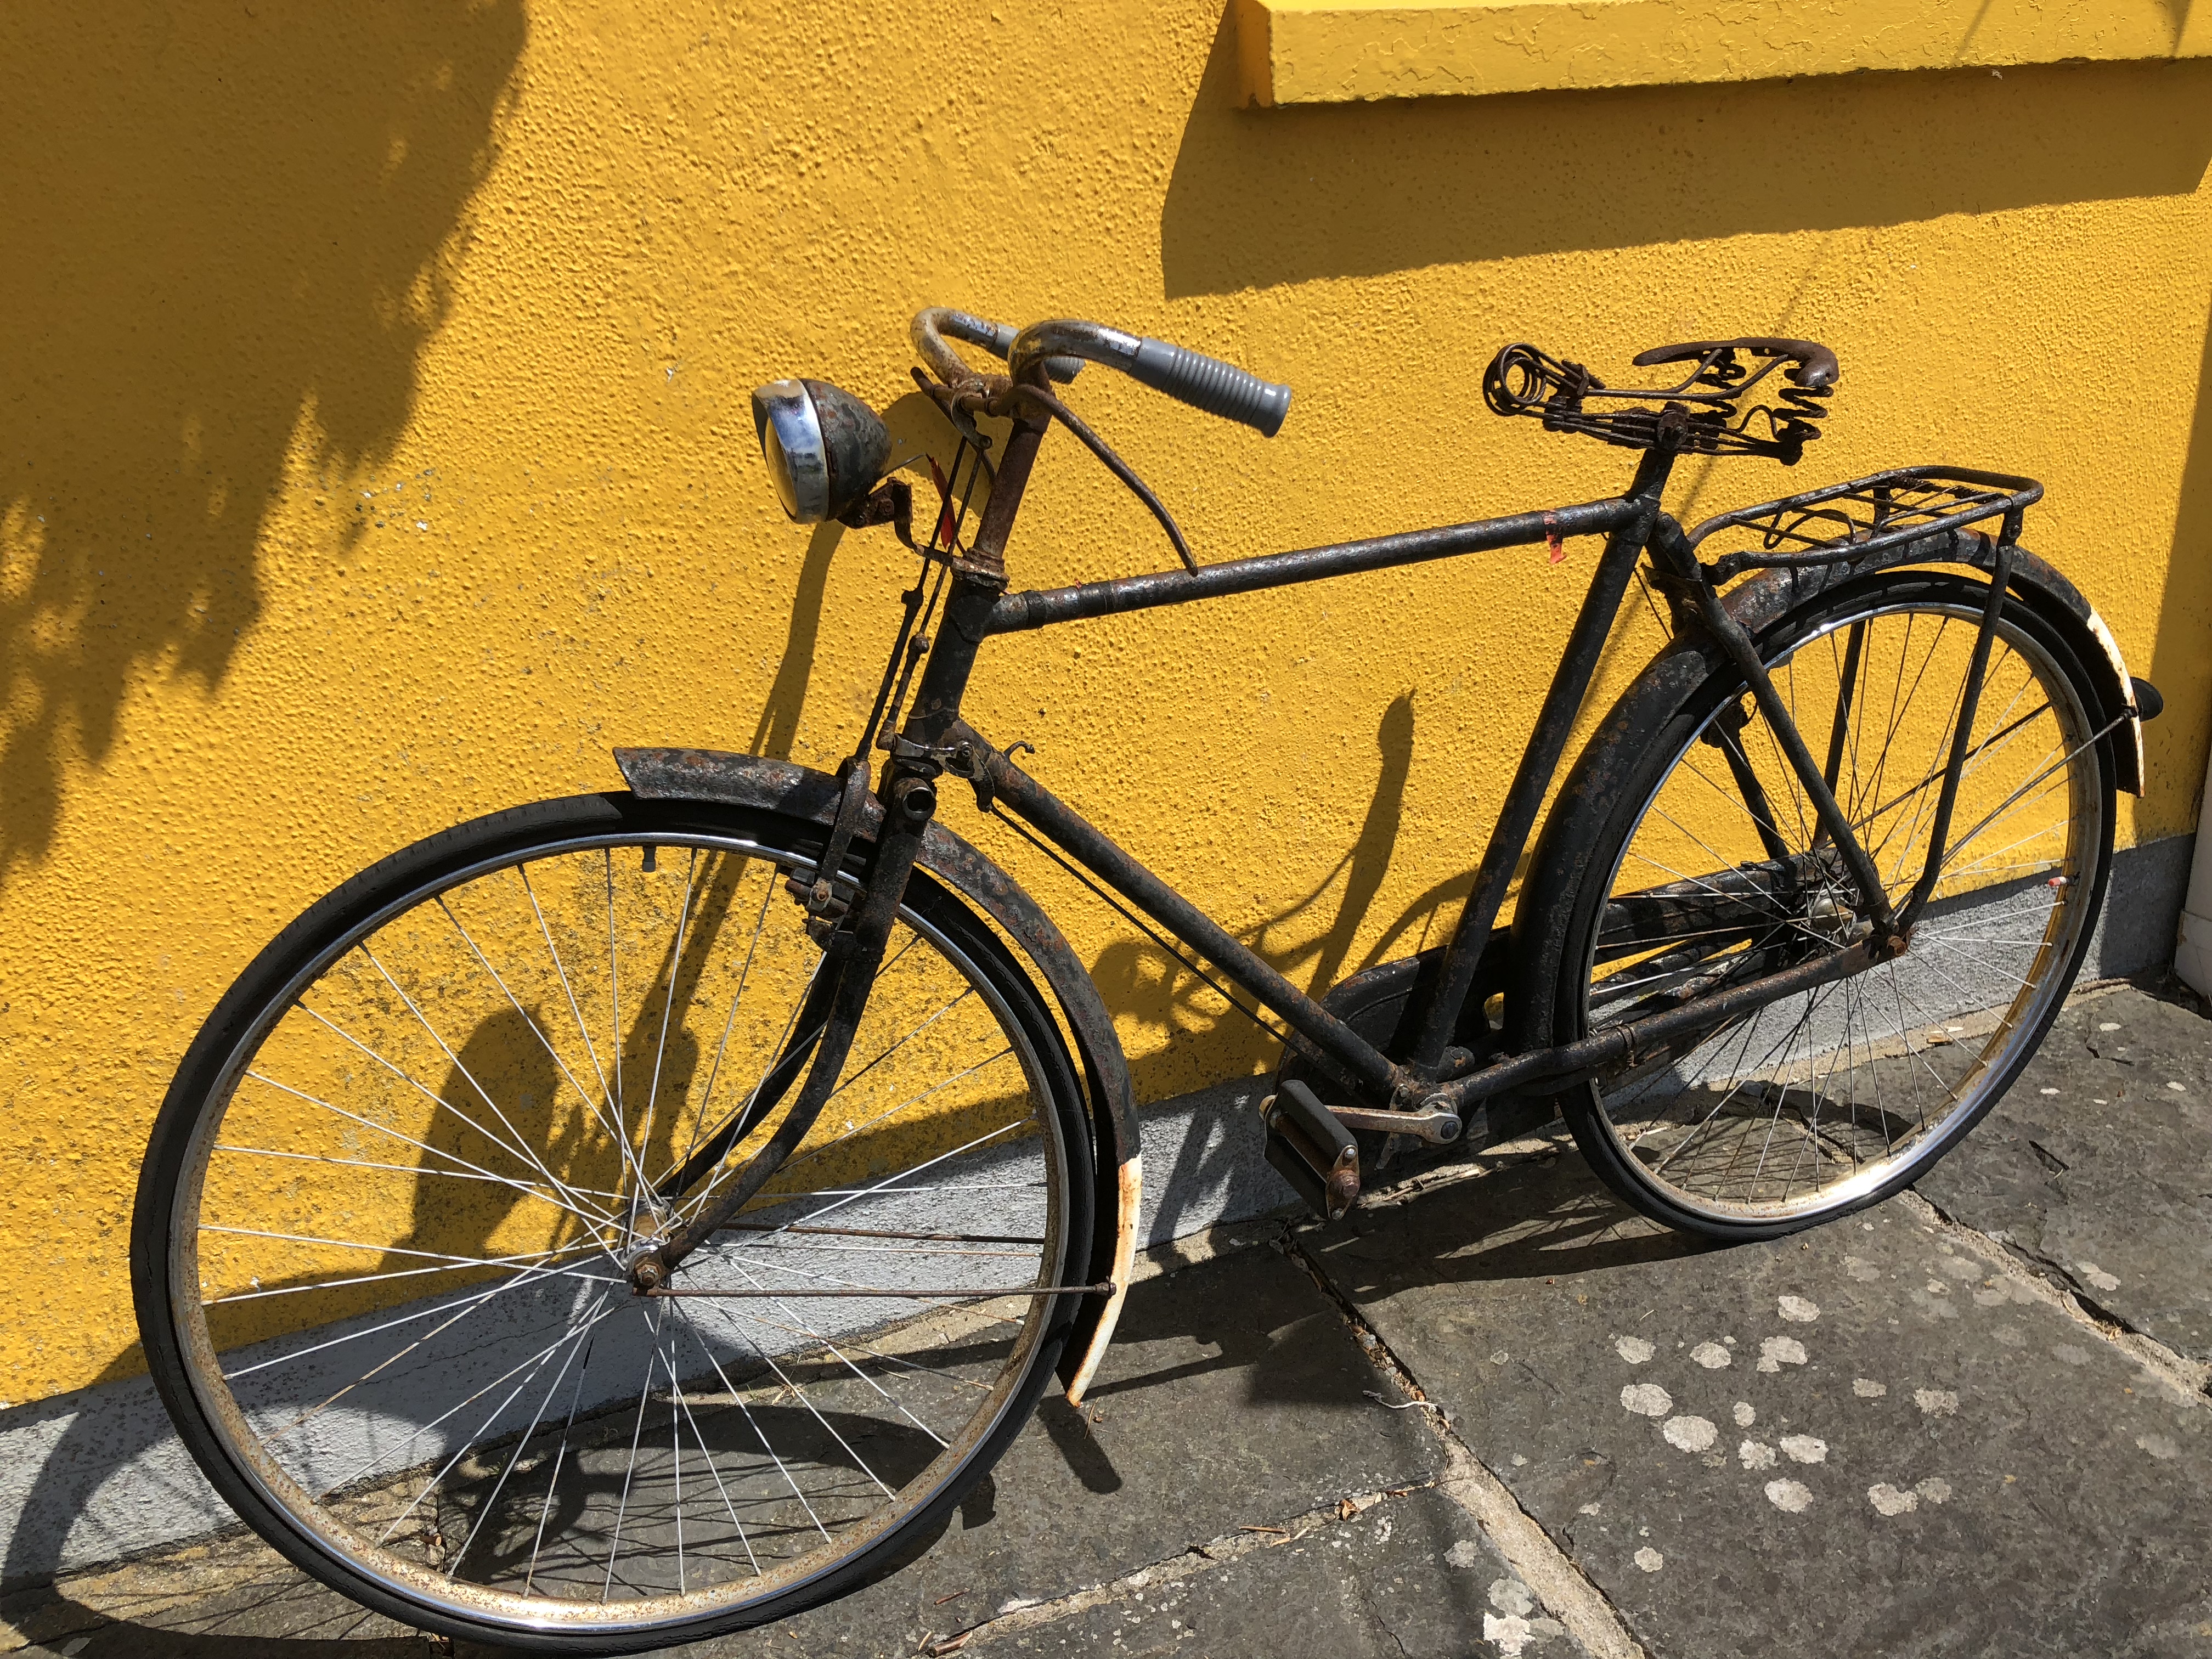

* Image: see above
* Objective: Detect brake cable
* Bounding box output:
[917,373,1198,573]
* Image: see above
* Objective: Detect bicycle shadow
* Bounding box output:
[1083,1132,1701,1421]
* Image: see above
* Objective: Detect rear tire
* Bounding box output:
[1515,572,2115,1241]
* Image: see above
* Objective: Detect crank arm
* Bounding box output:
[1326,1105,1463,1146]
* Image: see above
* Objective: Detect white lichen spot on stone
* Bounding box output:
[2099,1021,2120,1032]
[1972,1286,2009,1306]
[2052,1344,2092,1367]
[2077,1262,2121,1291]
[1663,1415,1717,1452]
[1757,1336,1808,1372]
[2039,1087,2059,1096]
[1487,1577,1534,1616]
[1843,1255,1882,1284]
[1483,1612,1533,1657]
[1915,1477,1952,1504]
[1444,1539,1485,1570]
[1778,1295,1820,1323]
[1621,1382,1673,1417]
[1738,1439,1778,1470]
[1691,1341,1731,1368]
[1634,1547,1664,1573]
[2167,1081,2187,1093]
[1734,1401,1757,1426]
[1914,1389,1959,1417]
[1867,1483,1918,1515]
[1615,1335,1657,1364]
[1764,1478,1813,1512]
[2136,1434,2180,1460]
[1852,1378,1887,1398]
[1780,1434,1827,1464]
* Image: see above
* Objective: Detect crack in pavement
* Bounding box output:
[1270,1225,1647,1659]
[907,1482,1432,1656]
[1903,1188,2211,1404]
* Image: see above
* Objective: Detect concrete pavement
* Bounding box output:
[5,983,2207,1658]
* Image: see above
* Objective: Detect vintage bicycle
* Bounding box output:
[132,307,2159,1651]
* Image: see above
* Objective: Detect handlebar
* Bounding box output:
[912,308,1293,439]
[911,308,1085,387]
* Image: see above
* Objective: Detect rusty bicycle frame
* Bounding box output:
[629,311,2044,1302]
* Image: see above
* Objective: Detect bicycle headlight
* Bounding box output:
[751,378,891,524]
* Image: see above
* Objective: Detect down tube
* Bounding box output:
[958,730,1406,1103]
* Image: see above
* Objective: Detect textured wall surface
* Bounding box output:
[3,2,2210,1418]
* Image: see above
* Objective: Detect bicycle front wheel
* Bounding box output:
[1519,571,2115,1240]
[132,793,1093,1653]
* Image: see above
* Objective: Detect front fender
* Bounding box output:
[614,747,1138,1406]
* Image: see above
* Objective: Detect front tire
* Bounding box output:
[1517,572,2115,1241]
[132,793,1093,1652]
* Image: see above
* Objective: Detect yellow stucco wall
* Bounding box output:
[3,2,2210,1407]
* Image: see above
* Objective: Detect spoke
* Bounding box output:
[368,1291,620,1538]
[351,946,614,1230]
[521,862,651,1200]
[206,1223,612,1306]
[601,1318,663,1602]
[672,1306,833,1542]
[273,1015,614,1233]
[674,1362,762,1576]
[773,1045,1018,1182]
[720,1120,1030,1243]
[223,1254,616,1380]
[637,848,704,1222]
[202,1222,609,1269]
[443,1303,602,1578]
[214,1143,625,1206]
[524,1333,601,1596]
[441,888,650,1207]
[679,1305,896,1503]
[608,849,625,1211]
[719,1256,950,1449]
[678,872,778,1184]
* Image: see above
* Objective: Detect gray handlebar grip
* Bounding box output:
[938,310,1084,383]
[1128,337,1292,437]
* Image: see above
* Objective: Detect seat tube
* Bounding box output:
[1409,447,1678,1070]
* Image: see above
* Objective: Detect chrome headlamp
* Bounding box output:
[751,379,891,524]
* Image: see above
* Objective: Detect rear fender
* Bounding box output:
[1716,527,2146,793]
[615,747,1138,1406]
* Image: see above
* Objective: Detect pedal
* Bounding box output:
[1261,1080,1360,1223]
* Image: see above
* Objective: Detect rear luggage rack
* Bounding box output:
[1687,466,2042,582]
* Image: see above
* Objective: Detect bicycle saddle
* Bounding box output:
[1633,336,1839,390]
[1484,335,1839,464]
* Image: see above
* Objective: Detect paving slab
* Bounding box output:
[7,1237,1458,1659]
[1918,987,2212,1360]
[1305,1138,2212,1659]
[977,1485,1585,1659]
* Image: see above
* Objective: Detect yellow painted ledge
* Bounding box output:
[1234,0,2212,103]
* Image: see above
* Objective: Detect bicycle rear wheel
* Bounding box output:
[132,793,1092,1652]
[1517,571,2115,1240]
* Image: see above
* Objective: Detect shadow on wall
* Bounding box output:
[1090,692,1446,1099]
[1160,13,2212,295]
[0,3,528,883]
